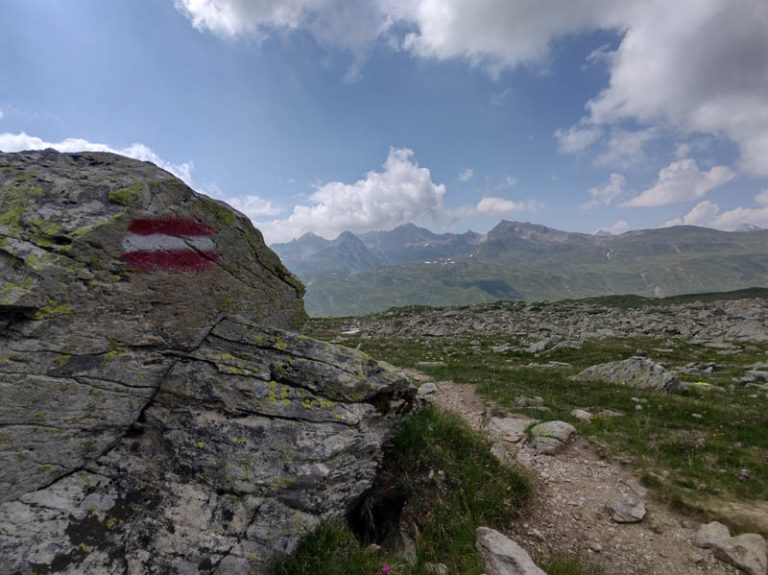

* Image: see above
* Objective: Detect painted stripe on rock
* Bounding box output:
[122,217,218,271]
[122,234,215,252]
[122,250,218,271]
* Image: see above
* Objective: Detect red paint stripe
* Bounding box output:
[121,250,218,271]
[127,218,215,236]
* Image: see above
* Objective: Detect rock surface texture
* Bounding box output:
[695,522,768,575]
[476,527,547,575]
[572,357,680,391]
[529,421,576,455]
[0,150,415,574]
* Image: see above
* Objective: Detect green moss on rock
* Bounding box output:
[108,183,143,206]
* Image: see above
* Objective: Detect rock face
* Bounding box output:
[0,151,416,574]
[572,357,679,391]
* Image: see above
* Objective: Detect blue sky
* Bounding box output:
[2,0,768,243]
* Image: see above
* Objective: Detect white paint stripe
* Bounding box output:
[121,234,215,252]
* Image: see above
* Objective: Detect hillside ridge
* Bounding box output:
[272,221,768,317]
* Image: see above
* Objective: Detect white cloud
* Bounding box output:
[593,127,658,169]
[585,173,625,208]
[596,219,630,235]
[174,0,387,51]
[475,196,541,215]
[174,0,634,74]
[623,159,735,208]
[674,143,691,159]
[399,0,632,76]
[565,0,768,176]
[554,122,603,154]
[226,195,282,218]
[0,108,4,121]
[755,189,768,206]
[257,147,445,243]
[665,190,768,230]
[176,1,768,176]
[664,200,720,227]
[458,167,474,182]
[0,131,195,185]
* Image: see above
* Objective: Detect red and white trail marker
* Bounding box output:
[121,218,218,271]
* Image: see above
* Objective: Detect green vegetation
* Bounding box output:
[270,522,393,575]
[199,196,236,226]
[540,552,603,575]
[107,182,144,206]
[284,222,768,317]
[314,329,768,507]
[271,406,531,574]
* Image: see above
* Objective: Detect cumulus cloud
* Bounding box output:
[585,173,625,208]
[225,195,282,218]
[622,159,735,208]
[554,122,603,154]
[665,192,768,230]
[257,147,445,243]
[399,0,632,75]
[475,196,541,215]
[175,0,632,73]
[174,0,387,51]
[593,127,659,169]
[664,200,721,227]
[596,219,630,235]
[176,1,768,176]
[458,167,474,182]
[562,0,768,176]
[0,131,195,184]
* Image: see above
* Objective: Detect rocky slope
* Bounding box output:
[0,150,415,574]
[332,292,768,346]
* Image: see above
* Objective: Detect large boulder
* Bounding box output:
[0,150,416,574]
[571,357,679,391]
[1,149,306,502]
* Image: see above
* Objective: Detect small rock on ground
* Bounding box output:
[695,521,732,549]
[529,421,577,455]
[476,527,547,575]
[606,494,647,523]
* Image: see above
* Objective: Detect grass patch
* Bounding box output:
[270,521,394,575]
[539,551,604,575]
[305,323,768,505]
[270,406,531,575]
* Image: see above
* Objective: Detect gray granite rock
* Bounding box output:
[572,357,679,391]
[529,421,576,455]
[0,151,416,574]
[487,416,539,444]
[476,527,547,575]
[714,533,767,575]
[606,494,646,523]
[695,521,731,549]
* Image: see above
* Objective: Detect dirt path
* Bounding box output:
[425,379,738,575]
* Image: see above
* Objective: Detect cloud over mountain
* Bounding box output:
[257,147,445,243]
[623,159,735,208]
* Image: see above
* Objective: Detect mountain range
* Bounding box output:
[272,221,768,317]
